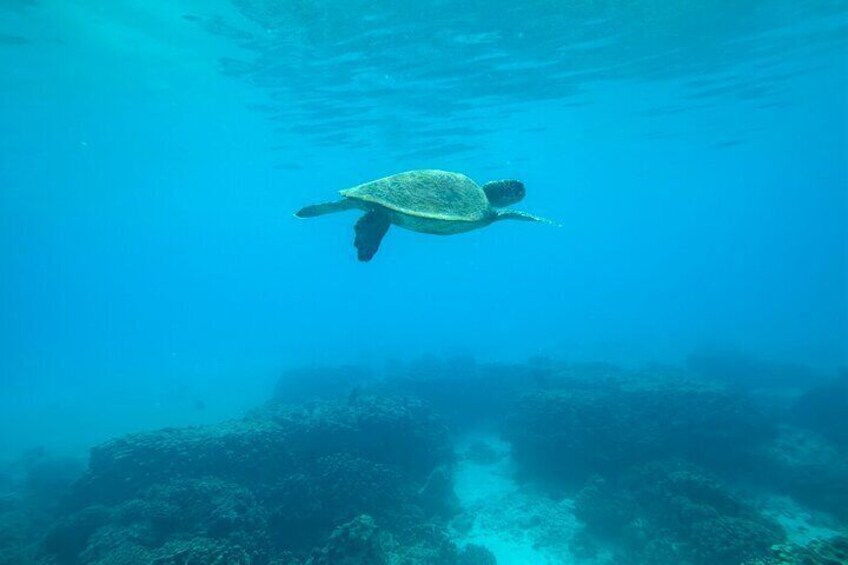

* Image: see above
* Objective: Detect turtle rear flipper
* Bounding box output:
[354,210,391,261]
[295,199,357,218]
[496,209,560,227]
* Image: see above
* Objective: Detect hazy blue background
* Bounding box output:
[1,0,846,458]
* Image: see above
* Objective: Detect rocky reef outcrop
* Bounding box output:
[504,370,775,485]
[2,358,845,565]
[573,460,785,565]
[39,395,461,564]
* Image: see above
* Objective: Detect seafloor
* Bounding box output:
[1,356,846,564]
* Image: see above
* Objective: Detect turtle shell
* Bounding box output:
[340,169,491,222]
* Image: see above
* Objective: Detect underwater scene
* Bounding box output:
[1,0,847,564]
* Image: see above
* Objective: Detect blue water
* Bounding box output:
[0,1,846,564]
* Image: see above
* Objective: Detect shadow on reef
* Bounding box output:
[0,355,846,565]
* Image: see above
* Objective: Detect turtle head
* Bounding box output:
[483,179,525,208]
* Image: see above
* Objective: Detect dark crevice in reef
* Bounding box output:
[1,355,846,564]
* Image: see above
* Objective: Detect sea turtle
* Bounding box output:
[295,169,556,261]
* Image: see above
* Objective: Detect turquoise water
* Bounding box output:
[0,1,846,564]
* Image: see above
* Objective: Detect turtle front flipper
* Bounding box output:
[354,210,391,261]
[295,199,357,218]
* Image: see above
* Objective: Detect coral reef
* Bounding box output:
[0,451,86,565]
[38,396,460,564]
[461,439,503,466]
[792,372,848,447]
[305,515,389,565]
[574,460,785,565]
[753,426,848,522]
[505,372,775,485]
[457,543,497,564]
[418,465,461,519]
[686,350,828,394]
[744,536,848,565]
[783,536,848,564]
[1,358,845,565]
[381,356,550,430]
